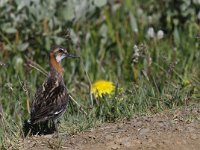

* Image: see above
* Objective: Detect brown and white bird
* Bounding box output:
[24,46,78,135]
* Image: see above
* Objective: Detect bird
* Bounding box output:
[23,45,78,136]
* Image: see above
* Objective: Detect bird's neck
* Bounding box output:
[50,53,63,76]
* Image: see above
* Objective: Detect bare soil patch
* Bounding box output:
[20,106,200,150]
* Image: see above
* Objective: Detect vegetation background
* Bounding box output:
[0,0,199,149]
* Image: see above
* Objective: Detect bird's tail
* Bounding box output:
[22,119,56,137]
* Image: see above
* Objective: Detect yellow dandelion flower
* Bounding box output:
[91,80,115,98]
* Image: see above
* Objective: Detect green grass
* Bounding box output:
[0,1,200,149]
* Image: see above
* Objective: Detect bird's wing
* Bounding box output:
[31,78,69,123]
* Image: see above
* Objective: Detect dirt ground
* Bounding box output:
[20,106,200,150]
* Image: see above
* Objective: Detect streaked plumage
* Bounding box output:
[23,46,77,136]
[30,73,68,124]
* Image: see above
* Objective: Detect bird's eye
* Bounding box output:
[58,48,63,53]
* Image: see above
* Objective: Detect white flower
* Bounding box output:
[132,45,140,63]
[147,27,155,38]
[157,30,164,40]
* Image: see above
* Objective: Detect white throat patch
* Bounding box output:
[56,55,66,62]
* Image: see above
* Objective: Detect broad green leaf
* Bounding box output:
[129,13,138,33]
[16,0,31,10]
[0,0,9,7]
[62,0,75,21]
[99,24,108,38]
[17,43,29,51]
[94,0,107,7]
[53,37,66,45]
[173,27,180,46]
[4,28,17,34]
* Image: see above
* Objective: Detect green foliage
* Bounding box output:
[0,0,200,148]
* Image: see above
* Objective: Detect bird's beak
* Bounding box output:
[66,53,80,58]
[63,48,79,58]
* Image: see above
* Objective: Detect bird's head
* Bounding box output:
[50,46,78,63]
[49,46,78,74]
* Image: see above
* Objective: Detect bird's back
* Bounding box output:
[31,75,69,124]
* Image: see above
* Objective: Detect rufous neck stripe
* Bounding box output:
[50,53,63,74]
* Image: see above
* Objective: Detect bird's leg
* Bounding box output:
[52,119,60,138]
[53,119,58,131]
[54,119,61,130]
